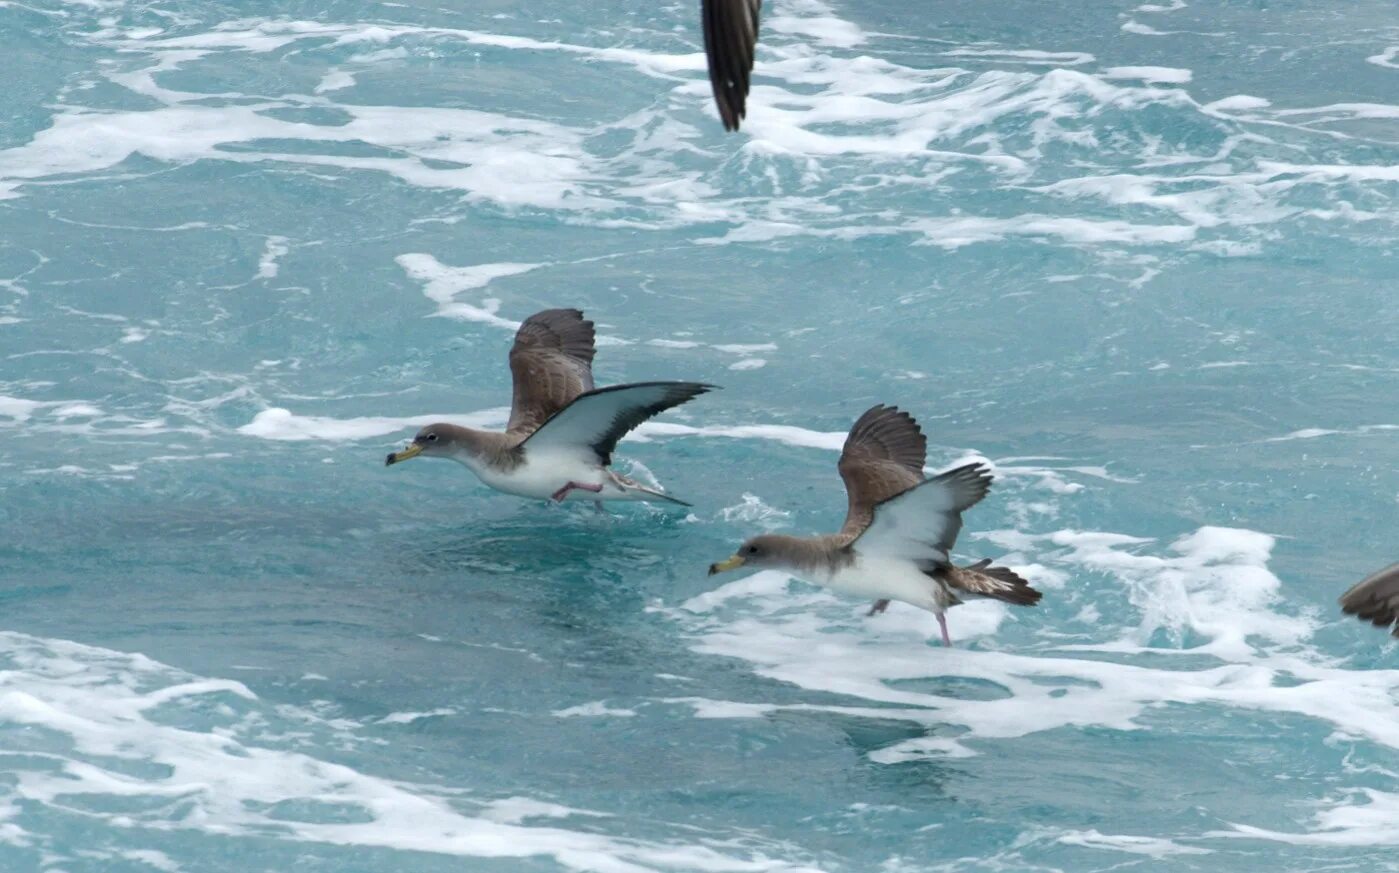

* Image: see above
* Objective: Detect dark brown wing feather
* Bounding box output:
[1340,562,1399,636]
[945,559,1042,607]
[837,405,927,542]
[507,309,596,437]
[703,0,761,131]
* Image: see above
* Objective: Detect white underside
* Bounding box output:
[449,449,658,502]
[807,553,954,614]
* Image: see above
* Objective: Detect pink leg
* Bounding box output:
[551,481,604,502]
[867,599,891,617]
[936,613,952,648]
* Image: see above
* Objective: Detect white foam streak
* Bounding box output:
[1102,66,1193,83]
[1058,830,1209,856]
[237,407,510,441]
[257,235,289,280]
[637,422,847,452]
[395,254,540,326]
[1367,46,1399,70]
[1264,424,1398,443]
[552,702,638,718]
[0,394,43,423]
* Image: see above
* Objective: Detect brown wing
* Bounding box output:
[702,0,761,131]
[506,309,596,437]
[1340,562,1399,636]
[836,405,927,542]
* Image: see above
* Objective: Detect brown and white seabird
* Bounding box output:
[708,405,1041,646]
[1339,562,1399,636]
[386,308,714,506]
[703,0,762,131]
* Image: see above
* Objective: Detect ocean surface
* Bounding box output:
[3,0,1399,869]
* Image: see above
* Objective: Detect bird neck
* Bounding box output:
[769,534,851,575]
[441,425,518,470]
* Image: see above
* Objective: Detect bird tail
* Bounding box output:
[945,559,1042,607]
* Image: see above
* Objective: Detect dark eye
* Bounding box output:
[426,433,438,442]
[746,545,759,555]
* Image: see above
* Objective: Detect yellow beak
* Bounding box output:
[708,555,746,576]
[385,443,423,466]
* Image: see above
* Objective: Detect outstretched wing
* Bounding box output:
[1340,562,1399,637]
[850,462,994,563]
[519,381,716,465]
[507,309,596,436]
[703,0,761,131]
[837,405,927,542]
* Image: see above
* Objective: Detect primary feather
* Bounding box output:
[702,0,762,131]
[1340,562,1399,636]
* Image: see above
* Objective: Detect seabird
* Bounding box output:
[386,308,714,506]
[1339,562,1399,636]
[708,405,1041,646]
[702,0,762,131]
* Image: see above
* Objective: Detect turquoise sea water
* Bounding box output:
[3,0,1399,869]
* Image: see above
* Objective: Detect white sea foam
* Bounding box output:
[765,0,865,49]
[237,406,510,441]
[314,69,356,94]
[0,5,1382,258]
[1102,66,1193,83]
[257,235,290,280]
[479,797,611,825]
[1058,830,1210,856]
[909,214,1195,250]
[1367,46,1399,70]
[0,395,43,423]
[552,702,638,718]
[377,708,456,724]
[1120,20,1172,36]
[719,494,792,530]
[0,632,822,872]
[395,254,540,326]
[1263,424,1398,443]
[712,343,778,355]
[1224,787,1399,845]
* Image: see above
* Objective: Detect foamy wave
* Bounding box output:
[2,4,1389,259]
[1225,787,1399,846]
[0,632,822,872]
